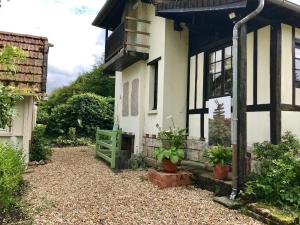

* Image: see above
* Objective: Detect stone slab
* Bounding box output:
[148,170,192,189]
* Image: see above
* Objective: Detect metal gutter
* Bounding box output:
[230,0,265,200]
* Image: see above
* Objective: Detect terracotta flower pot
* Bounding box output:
[213,164,230,180]
[162,159,178,173]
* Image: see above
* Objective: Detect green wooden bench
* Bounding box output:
[96,128,122,169]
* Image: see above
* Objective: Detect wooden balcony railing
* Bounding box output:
[105,17,151,62]
[155,0,245,12]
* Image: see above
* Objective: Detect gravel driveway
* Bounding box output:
[23,147,264,225]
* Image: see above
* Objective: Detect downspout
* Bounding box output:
[230,0,265,200]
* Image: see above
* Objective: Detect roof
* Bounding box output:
[92,0,127,30]
[0,31,50,94]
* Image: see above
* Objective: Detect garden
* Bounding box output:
[0,45,299,225]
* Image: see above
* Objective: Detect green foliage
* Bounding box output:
[46,63,115,109]
[46,93,113,138]
[154,147,185,164]
[155,123,186,164]
[0,45,27,73]
[0,45,27,129]
[36,100,51,125]
[205,146,232,166]
[0,85,23,128]
[30,125,52,162]
[242,132,300,212]
[0,143,25,208]
[52,136,92,147]
[128,154,147,170]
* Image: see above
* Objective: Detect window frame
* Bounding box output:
[147,57,161,111]
[295,39,300,88]
[206,44,233,99]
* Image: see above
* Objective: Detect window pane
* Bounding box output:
[215,62,222,73]
[296,70,300,82]
[224,69,232,95]
[225,46,232,59]
[296,59,300,70]
[214,72,222,81]
[216,50,222,61]
[225,58,232,70]
[296,47,300,59]
[209,52,215,63]
[209,63,215,73]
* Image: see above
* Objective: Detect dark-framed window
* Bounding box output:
[208,45,232,98]
[152,61,158,110]
[295,41,300,88]
[147,57,161,110]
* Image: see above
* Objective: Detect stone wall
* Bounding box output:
[142,134,208,163]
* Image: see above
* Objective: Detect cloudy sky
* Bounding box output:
[0,0,106,93]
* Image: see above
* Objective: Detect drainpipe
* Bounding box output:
[230,0,265,200]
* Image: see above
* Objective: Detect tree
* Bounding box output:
[46,63,115,110]
[0,45,27,128]
[209,100,231,146]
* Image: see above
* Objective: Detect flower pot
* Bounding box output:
[213,164,230,180]
[162,159,178,173]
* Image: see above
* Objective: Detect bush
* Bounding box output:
[46,93,113,138]
[0,143,25,208]
[242,132,300,212]
[52,136,93,147]
[30,125,52,162]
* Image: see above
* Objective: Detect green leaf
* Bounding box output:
[170,155,179,164]
[177,149,185,159]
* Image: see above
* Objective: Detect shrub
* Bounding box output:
[205,146,232,166]
[46,93,113,138]
[30,125,52,161]
[0,143,24,208]
[242,132,300,212]
[52,136,93,147]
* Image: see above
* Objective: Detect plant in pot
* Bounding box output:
[154,122,186,173]
[154,147,185,173]
[206,145,232,180]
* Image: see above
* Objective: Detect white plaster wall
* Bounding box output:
[282,111,300,138]
[281,24,293,105]
[188,114,200,138]
[196,53,204,108]
[189,55,196,109]
[0,96,34,163]
[247,32,254,105]
[118,62,146,154]
[257,26,271,104]
[247,112,270,145]
[163,19,188,131]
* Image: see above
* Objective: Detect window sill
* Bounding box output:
[148,110,158,115]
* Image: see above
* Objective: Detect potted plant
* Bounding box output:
[154,121,186,173]
[154,147,185,173]
[206,146,232,180]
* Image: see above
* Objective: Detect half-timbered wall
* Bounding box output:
[188,23,300,146]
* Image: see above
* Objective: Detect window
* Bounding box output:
[148,57,161,111]
[208,46,232,98]
[295,42,300,87]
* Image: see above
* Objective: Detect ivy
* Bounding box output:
[0,45,27,128]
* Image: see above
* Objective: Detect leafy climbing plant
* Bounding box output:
[0,45,27,128]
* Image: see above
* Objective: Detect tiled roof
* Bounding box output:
[0,31,50,94]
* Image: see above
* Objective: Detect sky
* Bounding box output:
[0,0,106,93]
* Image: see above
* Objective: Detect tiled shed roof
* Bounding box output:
[0,31,50,94]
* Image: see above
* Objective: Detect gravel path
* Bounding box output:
[23,147,264,225]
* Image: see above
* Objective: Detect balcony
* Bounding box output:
[104,17,150,73]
